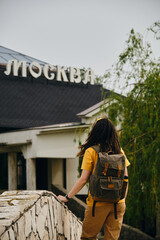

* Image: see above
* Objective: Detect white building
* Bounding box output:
[0,46,111,196]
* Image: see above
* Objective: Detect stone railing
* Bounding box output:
[52,185,155,240]
[119,224,154,240]
[0,190,82,240]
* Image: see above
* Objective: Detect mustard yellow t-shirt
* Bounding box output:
[81,147,130,206]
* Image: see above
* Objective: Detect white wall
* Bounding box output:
[66,157,88,195]
[51,158,63,187]
[36,131,79,158]
[0,126,88,159]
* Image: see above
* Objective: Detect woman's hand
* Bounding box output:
[57,195,68,203]
[57,170,91,203]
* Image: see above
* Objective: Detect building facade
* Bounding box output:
[0,46,111,195]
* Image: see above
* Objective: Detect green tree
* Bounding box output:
[103,24,160,237]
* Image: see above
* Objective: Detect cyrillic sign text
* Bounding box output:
[4,60,94,85]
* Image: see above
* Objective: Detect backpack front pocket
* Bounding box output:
[98,178,123,200]
[100,178,122,190]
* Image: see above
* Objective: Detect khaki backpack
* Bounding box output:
[89,145,126,219]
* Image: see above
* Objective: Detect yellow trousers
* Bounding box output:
[81,203,126,240]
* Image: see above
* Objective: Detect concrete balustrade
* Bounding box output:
[0,190,155,240]
[0,190,82,240]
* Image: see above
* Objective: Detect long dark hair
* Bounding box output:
[77,117,121,156]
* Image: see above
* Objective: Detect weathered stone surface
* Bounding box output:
[0,197,11,201]
[35,234,40,240]
[43,228,49,240]
[64,209,70,240]
[0,190,82,240]
[0,210,21,223]
[48,197,54,237]
[0,219,13,228]
[0,231,10,240]
[53,227,57,240]
[17,215,25,240]
[36,203,48,239]
[8,227,15,240]
[27,231,35,240]
[0,200,11,207]
[40,195,48,207]
[12,223,18,239]
[0,225,5,236]
[1,194,38,201]
[30,205,36,234]
[57,201,63,235]
[17,190,45,197]
[35,199,41,216]
[46,206,53,240]
[1,191,18,196]
[25,210,32,238]
[0,206,18,212]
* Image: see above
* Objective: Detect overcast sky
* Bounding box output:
[0,0,160,77]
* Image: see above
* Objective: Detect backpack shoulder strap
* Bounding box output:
[91,145,100,153]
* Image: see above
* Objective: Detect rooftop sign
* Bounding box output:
[4,59,94,85]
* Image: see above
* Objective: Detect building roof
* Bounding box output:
[0,46,110,132]
[77,99,109,117]
[0,46,47,66]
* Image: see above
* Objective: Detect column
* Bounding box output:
[8,153,17,190]
[26,158,36,190]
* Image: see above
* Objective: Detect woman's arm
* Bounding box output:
[57,169,91,202]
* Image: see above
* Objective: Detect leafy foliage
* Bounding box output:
[148,21,160,40]
[104,26,160,236]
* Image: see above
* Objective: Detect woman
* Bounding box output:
[58,117,130,240]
